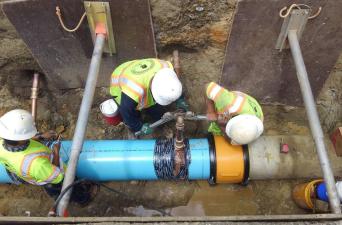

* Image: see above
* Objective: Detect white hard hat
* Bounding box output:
[0,109,37,141]
[225,114,264,145]
[151,68,182,106]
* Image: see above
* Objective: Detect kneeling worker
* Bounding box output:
[205,82,264,145]
[110,58,187,135]
[0,109,95,207]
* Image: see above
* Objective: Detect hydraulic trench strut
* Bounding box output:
[57,2,115,216]
[275,7,341,214]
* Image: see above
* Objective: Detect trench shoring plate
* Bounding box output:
[220,0,342,106]
[1,0,156,88]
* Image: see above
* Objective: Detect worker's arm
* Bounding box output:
[32,130,58,142]
[205,83,218,121]
[51,141,61,167]
[32,158,64,184]
[119,93,143,132]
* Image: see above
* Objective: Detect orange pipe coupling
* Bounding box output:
[210,135,249,184]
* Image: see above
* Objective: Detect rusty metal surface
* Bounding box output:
[2,0,156,89]
[221,0,342,106]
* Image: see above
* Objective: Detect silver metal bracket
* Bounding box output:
[275,9,310,51]
[84,1,116,55]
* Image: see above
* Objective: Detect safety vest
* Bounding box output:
[110,58,173,110]
[206,82,264,121]
[0,139,63,185]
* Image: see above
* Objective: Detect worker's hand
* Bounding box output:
[140,123,153,135]
[176,97,189,112]
[206,112,217,122]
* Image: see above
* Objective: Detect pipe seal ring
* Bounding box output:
[241,144,250,186]
[207,134,217,185]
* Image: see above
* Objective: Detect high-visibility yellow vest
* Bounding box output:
[0,139,63,185]
[206,82,263,120]
[110,58,173,110]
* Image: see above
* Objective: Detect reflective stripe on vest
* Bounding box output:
[44,166,61,184]
[20,151,49,178]
[207,83,224,101]
[112,76,146,109]
[19,151,59,185]
[218,92,246,115]
[110,59,173,110]
[228,92,247,114]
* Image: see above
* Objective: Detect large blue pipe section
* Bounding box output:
[0,139,210,183]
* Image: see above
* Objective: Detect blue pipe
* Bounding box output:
[0,165,12,183]
[0,138,210,183]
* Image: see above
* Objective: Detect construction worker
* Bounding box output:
[205,82,264,145]
[110,58,188,135]
[0,109,95,206]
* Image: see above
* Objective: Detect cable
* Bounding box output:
[49,179,88,216]
[279,4,322,20]
[55,6,86,32]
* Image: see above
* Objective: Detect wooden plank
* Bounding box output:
[221,0,342,106]
[2,0,156,88]
[0,214,342,224]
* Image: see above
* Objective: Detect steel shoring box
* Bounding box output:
[220,0,342,106]
[1,0,157,89]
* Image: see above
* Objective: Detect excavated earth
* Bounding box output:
[0,0,341,217]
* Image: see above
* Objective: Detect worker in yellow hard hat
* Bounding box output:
[205,82,264,145]
[0,109,96,207]
[109,58,188,135]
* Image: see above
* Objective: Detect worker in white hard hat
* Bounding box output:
[205,82,264,145]
[110,58,188,135]
[0,109,96,207]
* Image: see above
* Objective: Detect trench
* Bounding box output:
[0,0,341,219]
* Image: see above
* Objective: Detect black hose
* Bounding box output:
[51,179,88,215]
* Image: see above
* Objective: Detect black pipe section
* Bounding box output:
[153,138,191,180]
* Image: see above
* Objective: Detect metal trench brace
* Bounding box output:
[275,6,341,213]
[56,2,115,217]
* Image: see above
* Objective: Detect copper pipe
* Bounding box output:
[173,50,181,77]
[173,115,185,177]
[31,72,40,122]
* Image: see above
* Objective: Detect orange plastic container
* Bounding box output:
[292,179,323,209]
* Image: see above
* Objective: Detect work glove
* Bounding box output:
[207,122,223,136]
[176,97,189,112]
[140,123,153,135]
